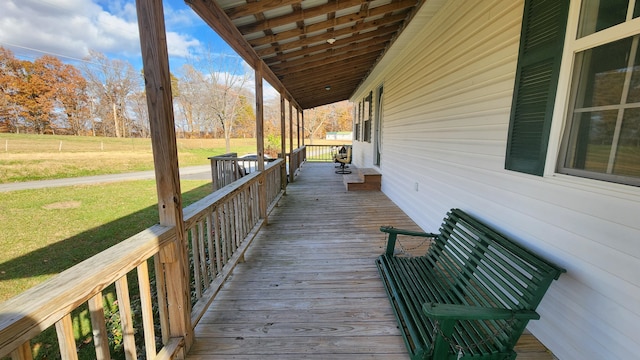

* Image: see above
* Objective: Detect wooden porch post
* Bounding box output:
[296,108,301,148]
[255,63,267,221]
[280,95,287,190]
[289,102,294,183]
[135,0,192,352]
[301,110,305,146]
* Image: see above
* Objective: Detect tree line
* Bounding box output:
[0,47,353,149]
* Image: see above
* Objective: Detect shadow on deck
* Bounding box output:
[186,162,554,359]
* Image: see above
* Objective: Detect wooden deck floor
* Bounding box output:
[186,162,554,359]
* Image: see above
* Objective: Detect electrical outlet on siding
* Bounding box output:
[414,182,419,192]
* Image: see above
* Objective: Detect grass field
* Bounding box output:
[0,133,258,183]
[0,178,212,359]
[0,179,211,302]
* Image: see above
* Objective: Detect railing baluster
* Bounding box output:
[226,201,235,255]
[136,262,157,359]
[115,276,137,360]
[219,206,229,265]
[235,194,242,246]
[204,208,216,281]
[10,342,32,360]
[87,292,110,360]
[190,226,202,299]
[213,207,222,275]
[55,314,78,360]
[198,220,208,288]
[154,253,170,345]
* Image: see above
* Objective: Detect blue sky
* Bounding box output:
[0,0,237,74]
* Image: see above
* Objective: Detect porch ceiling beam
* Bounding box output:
[235,0,362,28]
[293,79,364,100]
[298,89,356,108]
[271,48,383,73]
[278,55,375,84]
[238,0,416,34]
[264,33,394,65]
[284,71,369,94]
[249,12,407,46]
[283,68,373,92]
[249,13,407,47]
[224,0,302,19]
[256,22,401,57]
[288,79,368,108]
[185,0,301,110]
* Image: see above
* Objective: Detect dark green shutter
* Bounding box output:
[505,0,569,175]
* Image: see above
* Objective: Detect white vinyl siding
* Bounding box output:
[351,0,640,359]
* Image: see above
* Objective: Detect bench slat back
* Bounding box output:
[427,209,563,311]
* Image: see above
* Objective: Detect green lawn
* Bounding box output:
[0,133,257,183]
[0,179,212,360]
[0,179,211,302]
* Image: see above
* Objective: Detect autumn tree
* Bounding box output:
[231,94,256,138]
[196,50,252,151]
[175,64,213,137]
[82,50,139,137]
[0,48,90,134]
[12,56,64,134]
[130,90,150,137]
[303,101,353,144]
[0,47,20,132]
[52,59,89,135]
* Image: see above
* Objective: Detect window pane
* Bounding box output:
[634,0,640,18]
[575,37,632,108]
[579,0,629,37]
[626,38,640,103]
[566,110,617,173]
[613,108,640,176]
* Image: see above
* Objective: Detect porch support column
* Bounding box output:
[255,63,267,221]
[289,102,294,183]
[301,111,305,146]
[280,95,287,191]
[296,108,301,148]
[135,0,192,352]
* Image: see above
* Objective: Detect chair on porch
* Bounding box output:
[334,146,352,174]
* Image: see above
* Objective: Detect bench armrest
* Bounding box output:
[422,302,540,321]
[422,303,539,358]
[379,226,437,256]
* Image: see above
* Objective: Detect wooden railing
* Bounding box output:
[287,146,306,182]
[304,144,350,162]
[186,160,284,324]
[208,152,240,191]
[0,160,286,360]
[209,153,277,191]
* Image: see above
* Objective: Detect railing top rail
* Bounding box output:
[208,152,238,160]
[209,157,277,162]
[187,159,283,219]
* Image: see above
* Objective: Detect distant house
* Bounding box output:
[325,131,352,141]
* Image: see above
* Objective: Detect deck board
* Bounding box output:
[187,163,554,359]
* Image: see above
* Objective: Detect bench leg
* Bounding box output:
[432,319,456,359]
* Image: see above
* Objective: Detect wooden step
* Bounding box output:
[343,168,381,191]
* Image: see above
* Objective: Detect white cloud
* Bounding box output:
[166,32,201,58]
[0,0,201,64]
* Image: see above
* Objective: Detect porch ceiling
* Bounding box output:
[186,0,424,109]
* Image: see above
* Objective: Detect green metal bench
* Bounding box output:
[376,208,565,360]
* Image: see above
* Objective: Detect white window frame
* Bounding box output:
[548,0,640,187]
